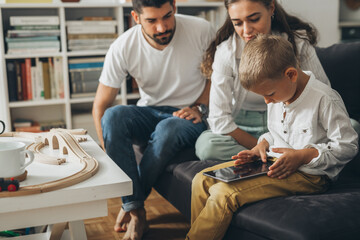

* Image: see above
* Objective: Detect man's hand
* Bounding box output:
[173,106,202,124]
[267,148,318,179]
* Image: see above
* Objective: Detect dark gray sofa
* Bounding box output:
[154,41,360,240]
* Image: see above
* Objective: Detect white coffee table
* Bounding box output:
[0,135,132,240]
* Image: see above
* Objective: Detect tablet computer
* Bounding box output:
[203,160,274,183]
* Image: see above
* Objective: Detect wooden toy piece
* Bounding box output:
[0,128,99,198]
[27,142,66,165]
[50,128,88,135]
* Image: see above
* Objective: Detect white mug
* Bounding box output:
[0,141,34,178]
[0,120,4,134]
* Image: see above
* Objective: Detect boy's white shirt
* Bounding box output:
[259,71,359,180]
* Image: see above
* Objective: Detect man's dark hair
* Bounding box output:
[132,0,174,14]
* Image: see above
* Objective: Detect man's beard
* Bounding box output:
[143,27,175,45]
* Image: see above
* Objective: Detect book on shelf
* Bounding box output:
[53,57,64,99]
[12,25,60,31]
[15,61,23,101]
[7,40,60,49]
[67,33,118,40]
[9,16,59,26]
[82,16,114,21]
[48,58,56,99]
[20,62,27,100]
[6,15,60,55]
[34,58,44,100]
[66,20,116,35]
[68,57,104,97]
[68,57,105,67]
[25,58,33,100]
[66,20,117,27]
[14,120,66,133]
[13,118,33,128]
[6,57,64,102]
[7,29,61,38]
[42,62,51,99]
[6,61,17,102]
[70,69,102,95]
[67,25,116,34]
[66,24,117,51]
[5,36,59,42]
[7,48,60,55]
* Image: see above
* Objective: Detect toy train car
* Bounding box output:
[0,177,19,192]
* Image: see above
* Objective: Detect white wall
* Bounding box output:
[279,0,339,47]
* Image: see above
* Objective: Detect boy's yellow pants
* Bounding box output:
[186,161,330,240]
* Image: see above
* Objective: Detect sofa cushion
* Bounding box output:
[316,41,360,121]
[232,190,360,240]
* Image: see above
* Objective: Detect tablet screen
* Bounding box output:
[203,160,274,183]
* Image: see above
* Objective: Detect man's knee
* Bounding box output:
[154,117,202,143]
[102,105,134,129]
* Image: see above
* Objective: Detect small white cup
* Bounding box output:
[0,120,4,134]
[0,141,34,178]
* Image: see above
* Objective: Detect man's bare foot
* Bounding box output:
[114,208,131,232]
[122,208,149,240]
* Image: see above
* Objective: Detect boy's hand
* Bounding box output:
[232,150,259,165]
[268,148,318,179]
[173,106,202,124]
[232,139,269,165]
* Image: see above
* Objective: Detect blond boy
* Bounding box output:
[186,34,358,240]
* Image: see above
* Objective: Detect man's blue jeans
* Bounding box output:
[102,105,207,212]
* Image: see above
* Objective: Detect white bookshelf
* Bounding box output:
[339,0,360,42]
[0,1,225,139]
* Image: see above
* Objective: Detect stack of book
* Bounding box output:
[6,16,60,55]
[13,118,66,133]
[68,57,104,98]
[6,57,64,102]
[66,17,117,51]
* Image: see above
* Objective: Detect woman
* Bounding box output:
[195,0,330,161]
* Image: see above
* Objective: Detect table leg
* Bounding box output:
[68,221,87,240]
[49,222,67,240]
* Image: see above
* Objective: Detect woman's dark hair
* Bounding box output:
[201,0,317,78]
[132,0,174,13]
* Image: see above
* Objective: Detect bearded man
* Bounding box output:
[92,0,214,239]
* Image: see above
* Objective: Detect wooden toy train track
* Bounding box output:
[0,129,99,197]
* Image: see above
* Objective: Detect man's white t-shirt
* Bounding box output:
[99,14,215,109]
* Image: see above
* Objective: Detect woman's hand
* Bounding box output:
[173,106,202,124]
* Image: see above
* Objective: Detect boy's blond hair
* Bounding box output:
[239,34,299,90]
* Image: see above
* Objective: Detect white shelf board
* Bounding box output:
[5,52,63,59]
[8,98,66,108]
[339,21,360,27]
[177,1,223,7]
[0,1,223,8]
[66,50,109,57]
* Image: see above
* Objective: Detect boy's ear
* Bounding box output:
[285,67,298,82]
[131,10,141,24]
